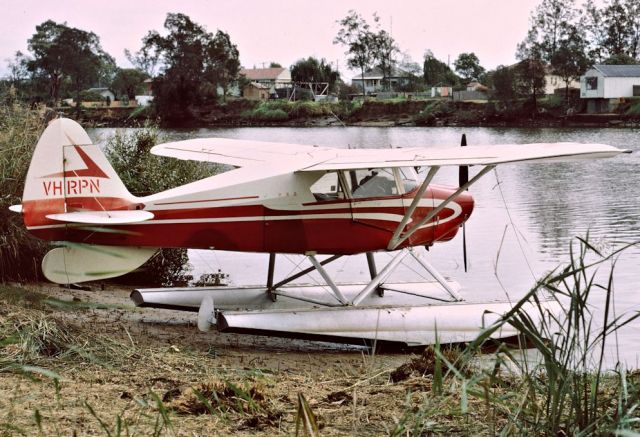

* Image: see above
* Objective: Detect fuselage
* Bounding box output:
[24,163,474,255]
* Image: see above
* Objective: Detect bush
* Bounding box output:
[105,126,220,286]
[625,99,640,117]
[0,90,48,282]
[241,103,289,122]
[539,94,564,110]
[455,110,481,124]
[414,100,453,125]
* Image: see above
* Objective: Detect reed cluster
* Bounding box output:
[0,90,48,282]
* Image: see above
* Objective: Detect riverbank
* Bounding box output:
[2,271,639,435]
[61,98,640,129]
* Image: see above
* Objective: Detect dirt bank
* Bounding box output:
[0,282,492,435]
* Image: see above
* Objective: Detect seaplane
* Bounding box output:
[10,118,630,346]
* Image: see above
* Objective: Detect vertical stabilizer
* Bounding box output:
[21,118,137,228]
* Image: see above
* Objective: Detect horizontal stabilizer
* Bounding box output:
[9,204,22,213]
[42,244,157,284]
[46,210,154,224]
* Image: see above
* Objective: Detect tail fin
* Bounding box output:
[22,118,138,228]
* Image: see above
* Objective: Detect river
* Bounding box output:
[88,125,640,366]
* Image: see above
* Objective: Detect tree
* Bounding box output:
[206,31,241,101]
[290,57,340,92]
[396,52,424,92]
[582,0,640,63]
[125,46,160,77]
[550,26,590,102]
[371,27,399,91]
[517,0,582,110]
[111,68,149,100]
[515,57,546,113]
[26,20,68,103]
[138,13,241,120]
[268,62,282,68]
[26,20,113,113]
[453,52,485,82]
[491,65,517,102]
[334,10,374,99]
[423,51,458,86]
[603,53,639,64]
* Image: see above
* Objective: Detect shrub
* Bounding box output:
[625,99,640,117]
[0,90,48,282]
[414,100,453,126]
[539,94,564,110]
[242,103,289,122]
[455,110,481,124]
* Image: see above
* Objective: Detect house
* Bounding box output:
[544,72,579,96]
[429,86,452,98]
[239,67,292,91]
[580,65,640,112]
[242,82,270,100]
[466,80,488,92]
[351,67,412,94]
[86,87,116,102]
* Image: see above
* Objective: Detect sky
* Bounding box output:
[0,0,542,79]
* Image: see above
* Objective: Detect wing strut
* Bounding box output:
[387,166,440,250]
[388,165,495,251]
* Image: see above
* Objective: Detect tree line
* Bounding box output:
[4,1,640,121]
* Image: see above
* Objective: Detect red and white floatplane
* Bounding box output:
[9,118,630,346]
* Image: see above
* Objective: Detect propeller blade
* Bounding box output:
[460,134,468,272]
[462,222,468,272]
[459,133,468,187]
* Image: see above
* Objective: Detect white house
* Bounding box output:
[544,72,579,95]
[351,67,411,94]
[580,65,640,112]
[240,67,292,90]
[86,87,116,102]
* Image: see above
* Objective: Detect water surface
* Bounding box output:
[89,126,640,366]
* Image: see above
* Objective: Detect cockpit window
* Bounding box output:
[349,168,398,198]
[311,171,346,201]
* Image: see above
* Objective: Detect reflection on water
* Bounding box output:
[89,126,640,366]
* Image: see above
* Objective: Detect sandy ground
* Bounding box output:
[0,282,479,436]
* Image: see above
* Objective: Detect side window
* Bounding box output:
[586,77,598,90]
[311,172,345,201]
[350,168,398,198]
[398,167,419,193]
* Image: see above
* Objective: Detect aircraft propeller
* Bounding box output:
[459,134,469,272]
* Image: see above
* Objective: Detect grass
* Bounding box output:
[392,236,640,435]
[0,236,639,434]
[241,100,357,122]
[0,89,48,282]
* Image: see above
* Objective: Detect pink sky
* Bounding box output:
[1,0,541,78]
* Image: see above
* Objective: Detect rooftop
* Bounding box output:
[592,65,640,77]
[240,67,288,80]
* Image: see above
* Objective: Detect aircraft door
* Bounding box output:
[348,168,402,234]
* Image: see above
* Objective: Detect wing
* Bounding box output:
[151,138,332,167]
[300,143,630,171]
[151,138,629,170]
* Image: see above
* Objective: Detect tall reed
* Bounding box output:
[464,236,639,434]
[0,89,47,282]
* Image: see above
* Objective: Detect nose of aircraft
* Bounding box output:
[428,185,475,243]
[457,190,475,224]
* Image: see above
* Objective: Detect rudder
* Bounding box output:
[21,118,138,229]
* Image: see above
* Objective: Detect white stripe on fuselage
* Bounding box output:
[27,199,463,230]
